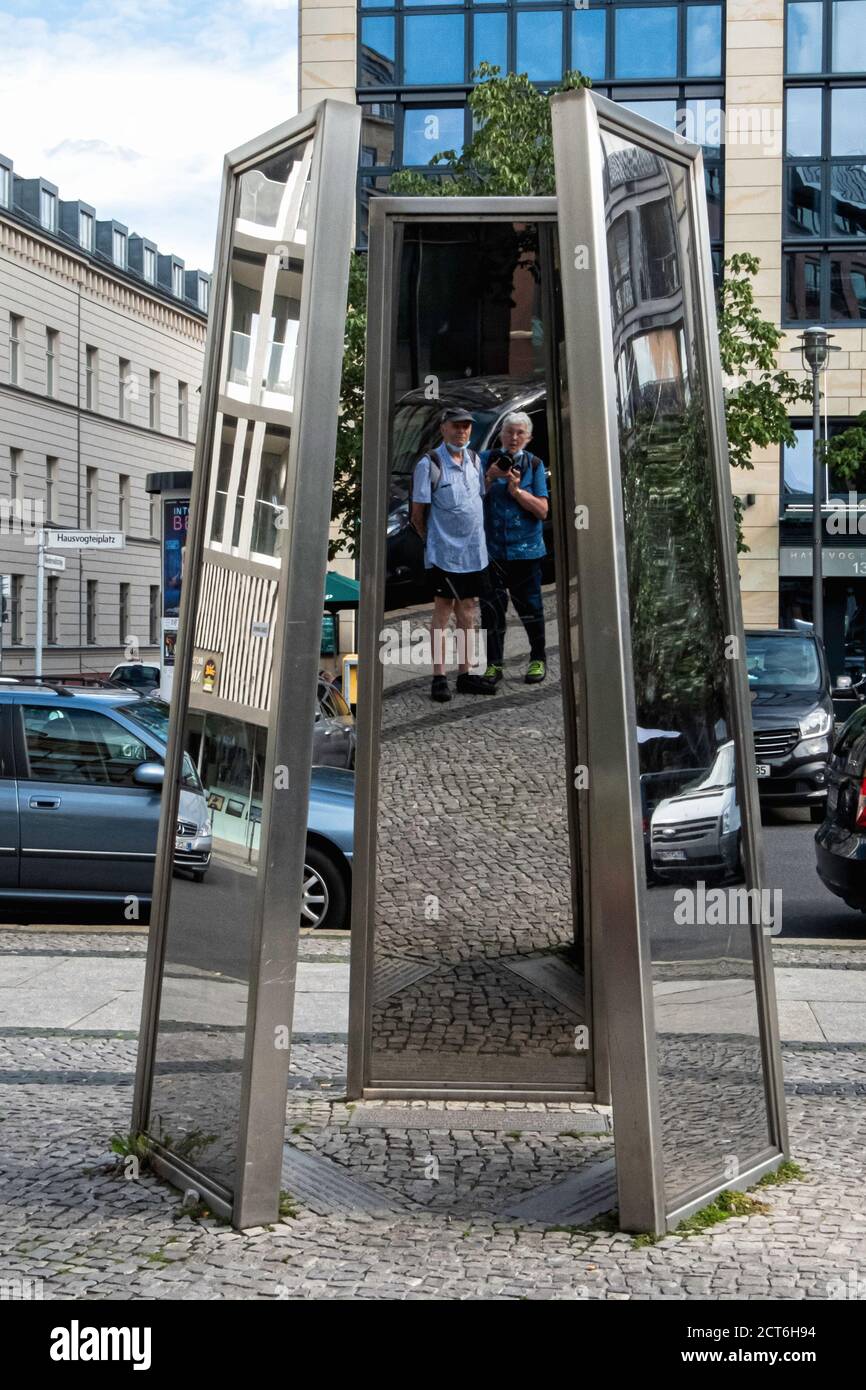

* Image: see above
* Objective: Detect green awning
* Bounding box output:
[323,570,360,611]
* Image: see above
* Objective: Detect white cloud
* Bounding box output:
[0,2,300,270]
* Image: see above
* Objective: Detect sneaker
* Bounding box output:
[456,672,497,696]
[525,659,546,684]
[483,664,504,684]
[430,675,451,703]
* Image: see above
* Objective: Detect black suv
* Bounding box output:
[746,628,834,822]
[815,702,866,911]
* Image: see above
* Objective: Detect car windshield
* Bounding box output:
[391,399,500,480]
[118,700,202,791]
[746,635,822,690]
[679,742,736,794]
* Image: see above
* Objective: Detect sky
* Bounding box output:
[0,0,300,270]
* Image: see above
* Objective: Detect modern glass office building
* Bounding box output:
[299,0,866,673]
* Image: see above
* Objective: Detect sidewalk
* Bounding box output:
[2,929,866,1299]
[3,934,866,1042]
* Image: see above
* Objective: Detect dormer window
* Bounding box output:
[0,165,9,208]
[172,263,184,297]
[40,188,57,232]
[79,211,94,251]
[113,228,127,268]
[198,279,209,313]
[143,246,156,283]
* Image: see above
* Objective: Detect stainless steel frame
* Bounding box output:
[132,99,360,1228]
[551,88,788,1233]
[347,197,601,1104]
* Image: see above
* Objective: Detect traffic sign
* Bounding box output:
[46,530,125,550]
[43,554,66,572]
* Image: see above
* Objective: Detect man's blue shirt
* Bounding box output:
[412,443,488,573]
[481,449,548,561]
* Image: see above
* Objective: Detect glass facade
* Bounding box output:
[784,0,866,320]
[358,0,725,252]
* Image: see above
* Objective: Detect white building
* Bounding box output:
[0,153,210,675]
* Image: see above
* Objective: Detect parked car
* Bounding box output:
[0,686,354,927]
[745,628,834,822]
[815,702,866,912]
[385,377,553,608]
[108,662,161,693]
[314,678,355,769]
[650,741,742,881]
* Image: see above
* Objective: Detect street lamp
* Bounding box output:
[798,326,839,640]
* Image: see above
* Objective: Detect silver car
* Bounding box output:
[650,741,742,881]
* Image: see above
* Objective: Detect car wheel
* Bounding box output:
[301,845,347,930]
[809,804,826,824]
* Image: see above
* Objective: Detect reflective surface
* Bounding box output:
[369,219,588,1091]
[599,129,774,1205]
[148,136,312,1193]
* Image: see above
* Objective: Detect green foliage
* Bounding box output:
[331,251,368,559]
[755,1159,806,1187]
[718,253,812,525]
[819,411,866,485]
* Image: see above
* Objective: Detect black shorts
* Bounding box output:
[429,566,490,601]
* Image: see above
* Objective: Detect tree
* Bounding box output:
[819,411,866,488]
[330,251,366,559]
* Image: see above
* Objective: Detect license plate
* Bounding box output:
[175,837,194,852]
[656,850,687,862]
[755,764,771,778]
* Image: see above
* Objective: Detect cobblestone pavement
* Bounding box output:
[1,932,866,1299]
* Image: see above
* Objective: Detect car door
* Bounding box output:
[0,701,19,888]
[15,700,160,896]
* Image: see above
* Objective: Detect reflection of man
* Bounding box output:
[480,411,549,685]
[411,408,495,703]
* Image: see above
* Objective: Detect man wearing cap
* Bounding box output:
[411,408,495,703]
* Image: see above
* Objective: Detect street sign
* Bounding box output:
[43,554,66,572]
[46,530,125,550]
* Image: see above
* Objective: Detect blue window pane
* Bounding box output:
[831,163,866,234]
[686,5,721,77]
[615,8,678,80]
[787,2,823,73]
[405,0,458,6]
[404,14,465,85]
[621,98,678,131]
[783,427,815,495]
[403,107,465,165]
[833,1,866,70]
[360,18,396,87]
[786,87,822,156]
[684,98,723,153]
[832,87,866,153]
[571,10,606,81]
[516,10,563,81]
[473,12,508,77]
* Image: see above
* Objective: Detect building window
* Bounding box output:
[9,314,22,385]
[119,582,130,646]
[40,188,57,232]
[112,229,127,268]
[46,576,59,645]
[149,585,160,645]
[198,278,209,313]
[86,580,98,645]
[118,474,130,531]
[119,357,132,419]
[85,345,98,410]
[10,575,23,645]
[143,246,156,283]
[10,448,20,507]
[86,467,97,528]
[149,370,160,430]
[79,211,94,252]
[178,381,188,438]
[0,165,9,208]
[784,0,866,321]
[172,264,184,298]
[46,329,58,397]
[46,457,58,523]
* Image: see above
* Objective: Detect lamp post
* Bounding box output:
[798,327,838,640]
